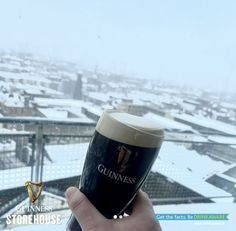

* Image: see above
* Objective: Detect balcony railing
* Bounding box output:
[0,117,235,229]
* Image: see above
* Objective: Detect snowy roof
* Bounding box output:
[155,87,180,95]
[0,93,24,107]
[38,108,69,119]
[181,102,196,111]
[157,142,231,180]
[185,99,200,105]
[220,102,236,110]
[23,88,42,95]
[165,132,208,142]
[1,55,22,62]
[0,62,21,69]
[0,80,11,89]
[133,92,158,102]
[0,71,51,84]
[173,113,236,136]
[215,172,236,184]
[13,82,63,97]
[67,108,86,117]
[143,112,195,132]
[0,64,35,73]
[82,104,104,116]
[87,92,110,103]
[38,107,94,122]
[33,97,86,108]
[152,141,233,202]
[208,136,236,145]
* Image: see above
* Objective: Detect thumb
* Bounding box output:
[65,187,106,231]
[132,190,155,217]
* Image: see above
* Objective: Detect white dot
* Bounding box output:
[113,215,117,219]
[119,215,123,219]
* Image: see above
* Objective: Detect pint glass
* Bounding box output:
[67,110,164,230]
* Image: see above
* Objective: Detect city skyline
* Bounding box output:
[0,0,236,92]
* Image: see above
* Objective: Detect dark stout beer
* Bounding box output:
[67,110,164,230]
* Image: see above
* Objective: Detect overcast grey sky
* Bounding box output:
[0,0,236,92]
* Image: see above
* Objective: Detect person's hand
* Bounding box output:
[65,187,162,231]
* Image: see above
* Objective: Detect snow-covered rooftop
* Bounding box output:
[0,62,21,69]
[0,71,51,84]
[155,142,233,202]
[67,108,87,117]
[165,132,208,142]
[220,102,236,110]
[173,113,236,136]
[0,92,24,107]
[143,112,195,133]
[208,136,236,145]
[37,107,94,122]
[13,82,63,97]
[82,104,104,116]
[38,108,69,119]
[87,92,110,103]
[33,98,86,108]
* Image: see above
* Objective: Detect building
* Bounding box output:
[173,113,236,136]
[73,72,83,100]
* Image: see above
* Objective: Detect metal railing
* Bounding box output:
[0,117,236,229]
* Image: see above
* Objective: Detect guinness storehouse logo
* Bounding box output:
[25,181,43,203]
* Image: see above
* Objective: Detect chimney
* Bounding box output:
[73,71,83,100]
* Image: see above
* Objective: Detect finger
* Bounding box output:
[132,190,155,217]
[132,191,163,230]
[65,187,106,230]
[113,191,162,231]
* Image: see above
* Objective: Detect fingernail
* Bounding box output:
[65,187,78,199]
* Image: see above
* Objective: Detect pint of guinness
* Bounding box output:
[67,110,164,231]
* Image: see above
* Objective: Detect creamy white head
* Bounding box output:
[96,110,164,148]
